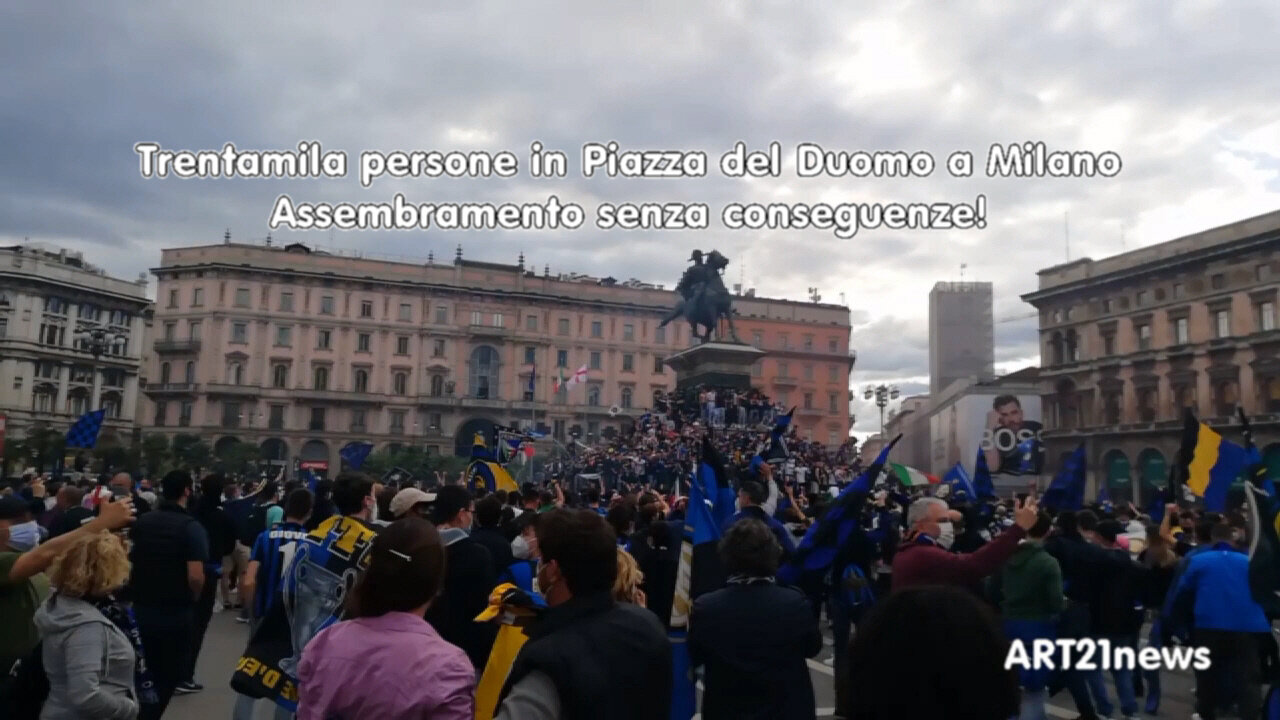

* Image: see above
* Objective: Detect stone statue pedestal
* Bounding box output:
[664,342,767,392]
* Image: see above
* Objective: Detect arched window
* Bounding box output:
[393,372,408,396]
[184,361,195,384]
[32,384,56,413]
[272,364,288,388]
[67,388,88,417]
[160,362,171,385]
[430,374,444,397]
[229,362,244,385]
[354,369,369,393]
[621,387,633,409]
[101,392,121,419]
[314,366,329,391]
[469,346,500,399]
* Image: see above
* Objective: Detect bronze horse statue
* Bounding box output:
[659,249,741,343]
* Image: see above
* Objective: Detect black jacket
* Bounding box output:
[688,582,823,720]
[501,592,671,720]
[627,520,682,627]
[425,530,498,670]
[472,526,514,574]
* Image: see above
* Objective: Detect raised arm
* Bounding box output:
[9,499,134,582]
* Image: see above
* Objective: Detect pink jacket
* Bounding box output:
[298,611,475,720]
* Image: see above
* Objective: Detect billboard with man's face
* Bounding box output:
[930,393,1044,479]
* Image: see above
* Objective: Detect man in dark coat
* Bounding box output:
[425,485,497,670]
[689,517,822,720]
[496,509,670,720]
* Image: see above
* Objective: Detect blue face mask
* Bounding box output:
[6,521,42,552]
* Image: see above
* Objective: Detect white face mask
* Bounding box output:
[7,520,42,552]
[935,521,956,550]
[512,535,531,560]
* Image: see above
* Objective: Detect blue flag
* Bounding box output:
[65,409,106,449]
[669,435,728,720]
[762,407,794,465]
[338,441,374,470]
[973,446,995,499]
[943,462,977,502]
[301,468,319,494]
[528,365,536,395]
[1096,478,1111,508]
[1043,443,1087,511]
[779,434,900,585]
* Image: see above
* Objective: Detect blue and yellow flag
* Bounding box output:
[1181,413,1248,512]
[469,460,517,493]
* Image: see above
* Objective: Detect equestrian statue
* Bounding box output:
[659,249,741,343]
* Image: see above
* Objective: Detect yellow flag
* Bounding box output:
[475,622,530,720]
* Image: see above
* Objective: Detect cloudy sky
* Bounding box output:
[4,1,1279,437]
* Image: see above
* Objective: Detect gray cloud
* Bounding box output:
[4,1,1279,444]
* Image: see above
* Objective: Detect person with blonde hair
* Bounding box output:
[613,547,646,606]
[35,531,155,719]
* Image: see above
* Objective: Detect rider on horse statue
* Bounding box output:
[660,249,742,343]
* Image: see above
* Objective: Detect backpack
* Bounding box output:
[240,503,278,546]
[1,641,49,720]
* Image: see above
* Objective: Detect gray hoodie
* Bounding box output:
[33,594,139,720]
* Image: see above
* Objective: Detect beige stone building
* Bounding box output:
[1022,210,1280,504]
[142,240,854,475]
[0,244,153,463]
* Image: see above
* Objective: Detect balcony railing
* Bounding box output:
[468,324,510,338]
[460,396,506,410]
[145,382,198,394]
[205,383,261,397]
[153,339,202,354]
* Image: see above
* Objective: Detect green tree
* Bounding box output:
[25,426,66,474]
[140,433,171,475]
[92,445,130,474]
[215,441,261,477]
[171,433,212,472]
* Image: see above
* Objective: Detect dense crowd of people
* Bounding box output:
[545,386,860,499]
[1,407,1278,719]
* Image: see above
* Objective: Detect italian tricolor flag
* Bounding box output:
[553,368,569,393]
[887,463,939,487]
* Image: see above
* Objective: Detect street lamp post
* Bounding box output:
[74,326,127,413]
[863,384,900,438]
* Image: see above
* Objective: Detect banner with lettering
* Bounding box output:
[230,514,377,710]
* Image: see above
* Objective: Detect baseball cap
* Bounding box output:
[389,488,436,518]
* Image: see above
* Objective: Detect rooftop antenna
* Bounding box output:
[960,262,967,281]
[223,228,231,245]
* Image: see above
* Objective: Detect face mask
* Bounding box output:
[7,521,41,552]
[512,536,530,559]
[935,521,956,550]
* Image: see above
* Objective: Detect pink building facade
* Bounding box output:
[142,241,853,475]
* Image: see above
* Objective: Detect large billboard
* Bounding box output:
[930,392,1044,484]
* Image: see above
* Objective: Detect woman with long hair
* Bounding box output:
[1136,508,1180,714]
[35,532,156,719]
[613,547,646,605]
[297,517,474,720]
